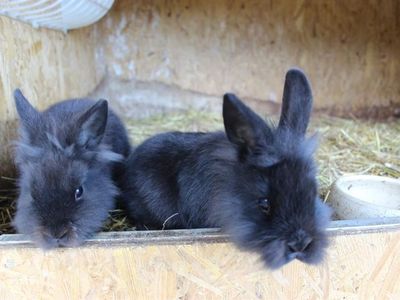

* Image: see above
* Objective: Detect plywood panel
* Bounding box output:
[0,229,399,299]
[0,16,101,177]
[94,0,400,118]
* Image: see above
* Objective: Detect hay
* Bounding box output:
[312,116,400,200]
[0,113,399,234]
[0,176,17,234]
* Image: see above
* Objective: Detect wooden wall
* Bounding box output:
[0,226,399,299]
[0,16,101,177]
[94,0,400,118]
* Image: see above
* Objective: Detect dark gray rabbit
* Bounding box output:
[123,68,331,269]
[13,90,131,249]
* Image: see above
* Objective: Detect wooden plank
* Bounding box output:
[94,0,400,118]
[0,220,399,299]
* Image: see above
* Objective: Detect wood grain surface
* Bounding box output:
[0,219,399,299]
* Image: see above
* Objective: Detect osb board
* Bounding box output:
[0,221,400,299]
[94,0,400,117]
[0,16,101,176]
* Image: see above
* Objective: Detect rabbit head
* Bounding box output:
[219,69,331,269]
[13,90,121,249]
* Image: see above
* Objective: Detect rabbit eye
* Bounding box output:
[258,198,271,215]
[75,186,83,201]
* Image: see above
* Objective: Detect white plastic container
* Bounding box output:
[0,0,114,32]
[328,175,400,219]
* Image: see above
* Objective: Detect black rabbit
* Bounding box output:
[123,68,331,269]
[13,90,131,249]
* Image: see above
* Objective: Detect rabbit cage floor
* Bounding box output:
[0,113,399,234]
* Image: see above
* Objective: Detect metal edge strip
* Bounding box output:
[0,217,399,248]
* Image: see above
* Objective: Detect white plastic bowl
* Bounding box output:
[328,175,400,220]
[0,0,114,32]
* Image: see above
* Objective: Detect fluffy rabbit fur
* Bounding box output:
[123,68,331,269]
[13,90,131,249]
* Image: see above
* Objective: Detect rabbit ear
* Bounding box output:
[76,99,108,149]
[223,93,278,167]
[278,68,313,136]
[14,89,40,128]
[223,93,270,148]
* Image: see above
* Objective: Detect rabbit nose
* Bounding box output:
[287,237,312,253]
[54,227,70,240]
